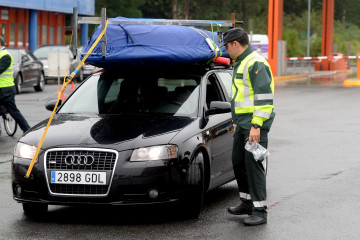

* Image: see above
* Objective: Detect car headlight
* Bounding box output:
[130,145,178,161]
[14,142,37,160]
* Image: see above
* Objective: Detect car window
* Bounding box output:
[33,46,68,59]
[217,72,233,99]
[26,51,38,61]
[20,50,31,62]
[59,73,200,117]
[7,49,19,63]
[206,74,224,108]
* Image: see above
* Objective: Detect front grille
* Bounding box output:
[46,149,117,170]
[45,148,118,196]
[50,184,108,195]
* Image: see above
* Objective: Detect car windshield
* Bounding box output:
[7,49,19,63]
[59,72,201,117]
[33,46,68,59]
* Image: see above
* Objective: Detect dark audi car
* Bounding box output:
[7,48,45,94]
[12,65,235,218]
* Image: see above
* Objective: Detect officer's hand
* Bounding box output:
[249,127,260,144]
[233,123,237,132]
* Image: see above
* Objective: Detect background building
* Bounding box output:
[0,0,94,52]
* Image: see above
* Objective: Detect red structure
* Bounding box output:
[267,0,283,77]
[321,0,334,57]
[267,0,343,74]
[0,7,65,49]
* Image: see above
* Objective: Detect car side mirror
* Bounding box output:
[208,101,231,115]
[21,55,30,63]
[45,99,62,112]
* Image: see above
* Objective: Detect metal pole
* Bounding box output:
[71,7,78,58]
[101,8,107,59]
[307,0,311,57]
[57,48,60,86]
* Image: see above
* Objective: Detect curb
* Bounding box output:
[274,69,354,82]
[343,78,360,87]
[274,75,308,82]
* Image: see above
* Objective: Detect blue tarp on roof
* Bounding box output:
[81,17,229,70]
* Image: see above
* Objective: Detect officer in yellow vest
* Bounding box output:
[0,36,30,133]
[221,29,275,226]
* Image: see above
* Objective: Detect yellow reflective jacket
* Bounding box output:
[231,46,275,130]
[0,48,15,88]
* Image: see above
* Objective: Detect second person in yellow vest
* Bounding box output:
[0,36,30,133]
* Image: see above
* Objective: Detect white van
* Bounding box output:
[249,34,268,60]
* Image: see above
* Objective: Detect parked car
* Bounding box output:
[7,49,45,94]
[12,65,235,218]
[33,45,84,82]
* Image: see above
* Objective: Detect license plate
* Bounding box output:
[51,171,106,185]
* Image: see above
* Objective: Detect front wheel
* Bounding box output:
[180,151,205,219]
[3,113,17,136]
[15,74,22,94]
[34,73,45,92]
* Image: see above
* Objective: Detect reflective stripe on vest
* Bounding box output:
[0,49,15,88]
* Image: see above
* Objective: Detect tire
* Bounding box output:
[15,74,22,94]
[3,113,17,136]
[34,73,45,92]
[180,151,205,219]
[22,203,48,218]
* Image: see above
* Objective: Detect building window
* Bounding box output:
[27,24,29,47]
[37,24,40,47]
[1,10,9,20]
[1,23,6,41]
[57,26,62,44]
[18,23,24,47]
[42,25,47,45]
[50,26,55,44]
[10,22,15,47]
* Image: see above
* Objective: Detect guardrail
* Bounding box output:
[284,54,360,77]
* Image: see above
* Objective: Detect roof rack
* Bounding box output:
[71,7,243,59]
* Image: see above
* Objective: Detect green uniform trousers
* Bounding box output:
[232,127,268,218]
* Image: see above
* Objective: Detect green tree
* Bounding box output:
[283,29,303,57]
[95,0,145,18]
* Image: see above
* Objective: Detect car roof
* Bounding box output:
[99,64,231,78]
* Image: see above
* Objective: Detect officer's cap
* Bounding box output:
[220,28,246,47]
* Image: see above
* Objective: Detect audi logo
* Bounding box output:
[64,155,95,166]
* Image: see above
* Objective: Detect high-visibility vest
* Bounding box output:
[231,50,275,129]
[0,49,15,88]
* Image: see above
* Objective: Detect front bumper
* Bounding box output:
[12,148,188,206]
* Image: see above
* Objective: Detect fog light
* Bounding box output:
[148,189,159,199]
[15,185,22,195]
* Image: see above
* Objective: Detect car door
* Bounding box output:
[26,50,42,83]
[20,50,33,86]
[203,71,234,188]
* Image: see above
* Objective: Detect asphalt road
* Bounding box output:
[1,75,360,240]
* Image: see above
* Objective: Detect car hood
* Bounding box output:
[20,114,194,151]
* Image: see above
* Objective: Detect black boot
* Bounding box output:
[243,215,267,226]
[227,205,252,215]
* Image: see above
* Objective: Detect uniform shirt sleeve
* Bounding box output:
[0,55,11,74]
[248,61,274,126]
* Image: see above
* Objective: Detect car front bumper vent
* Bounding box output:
[44,148,118,197]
